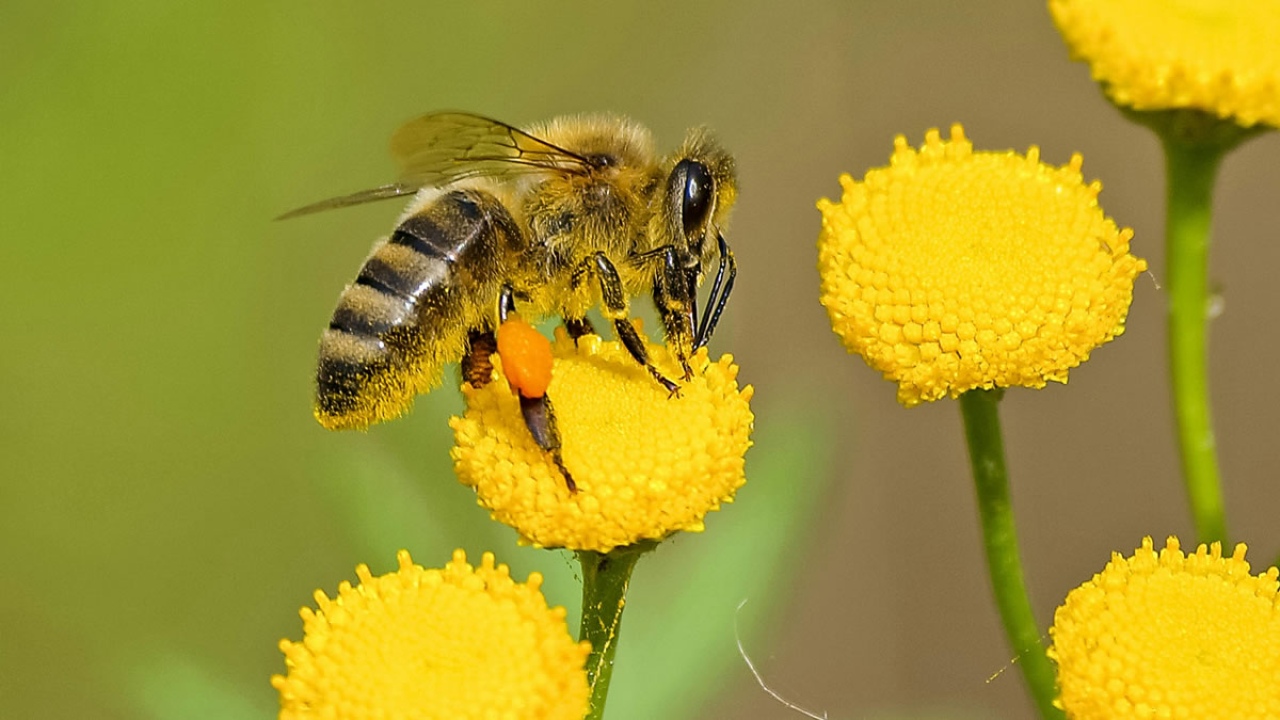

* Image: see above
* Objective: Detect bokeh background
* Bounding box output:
[4,2,1279,719]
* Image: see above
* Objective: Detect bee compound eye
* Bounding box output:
[677,159,714,239]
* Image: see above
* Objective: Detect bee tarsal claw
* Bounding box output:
[680,361,694,382]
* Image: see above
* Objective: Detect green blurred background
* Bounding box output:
[3,2,1278,719]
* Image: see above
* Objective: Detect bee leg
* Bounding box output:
[462,284,519,389]
[651,247,697,380]
[488,298,576,492]
[461,330,498,388]
[615,318,680,395]
[498,284,517,323]
[520,394,576,492]
[563,316,596,344]
[694,233,737,349]
[589,252,681,396]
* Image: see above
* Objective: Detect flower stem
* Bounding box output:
[577,542,654,720]
[959,389,1064,720]
[1162,136,1229,546]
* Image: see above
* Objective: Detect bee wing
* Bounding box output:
[275,183,422,220]
[391,111,592,184]
[277,112,591,220]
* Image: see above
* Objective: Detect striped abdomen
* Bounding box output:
[315,189,518,429]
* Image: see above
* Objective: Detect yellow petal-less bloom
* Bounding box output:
[451,330,753,553]
[1049,537,1280,720]
[817,125,1146,406]
[1050,0,1280,129]
[272,549,590,720]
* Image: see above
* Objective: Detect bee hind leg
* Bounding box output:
[466,324,576,492]
[495,285,576,492]
[520,394,577,492]
[463,284,521,388]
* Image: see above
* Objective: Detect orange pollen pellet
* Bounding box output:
[497,316,553,398]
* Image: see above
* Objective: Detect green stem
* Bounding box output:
[577,542,654,720]
[1162,137,1229,546]
[959,390,1064,720]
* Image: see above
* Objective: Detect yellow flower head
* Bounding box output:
[1049,536,1280,719]
[817,125,1146,406]
[272,549,590,720]
[450,329,754,553]
[1050,0,1280,128]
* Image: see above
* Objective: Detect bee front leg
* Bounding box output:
[586,252,680,395]
[650,246,696,380]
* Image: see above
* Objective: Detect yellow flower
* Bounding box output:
[1049,536,1280,719]
[272,549,590,720]
[1050,0,1280,129]
[450,329,754,553]
[817,125,1146,406]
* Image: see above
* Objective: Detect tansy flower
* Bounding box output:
[1049,536,1280,719]
[272,549,590,720]
[817,125,1146,406]
[450,329,753,553]
[1050,0,1280,129]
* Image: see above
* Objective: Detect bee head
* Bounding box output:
[664,131,737,266]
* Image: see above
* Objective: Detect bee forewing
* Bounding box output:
[390,111,593,186]
[278,112,597,222]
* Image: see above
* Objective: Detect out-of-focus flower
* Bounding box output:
[1049,536,1280,719]
[1050,0,1280,129]
[273,549,590,720]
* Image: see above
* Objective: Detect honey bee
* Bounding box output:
[281,111,737,488]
